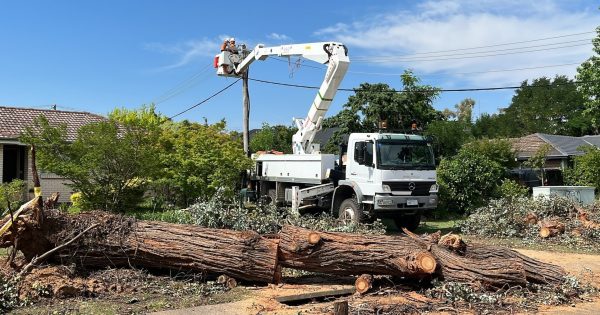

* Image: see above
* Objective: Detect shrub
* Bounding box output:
[0,179,25,215]
[496,179,529,200]
[0,275,26,312]
[437,139,516,214]
[438,151,505,214]
[564,146,600,190]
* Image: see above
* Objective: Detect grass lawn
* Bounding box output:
[417,218,463,234]
[0,247,7,258]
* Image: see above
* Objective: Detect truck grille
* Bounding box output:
[383,181,435,196]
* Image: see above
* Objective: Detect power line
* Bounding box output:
[351,31,595,58]
[168,79,241,119]
[353,43,590,63]
[247,77,598,93]
[351,38,591,61]
[268,57,582,77]
[153,63,214,105]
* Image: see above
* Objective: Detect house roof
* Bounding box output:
[582,135,600,147]
[511,134,565,159]
[511,133,598,160]
[0,106,105,142]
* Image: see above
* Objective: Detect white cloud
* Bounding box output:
[145,38,219,71]
[314,0,599,86]
[267,33,291,41]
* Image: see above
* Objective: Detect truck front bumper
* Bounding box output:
[373,194,438,212]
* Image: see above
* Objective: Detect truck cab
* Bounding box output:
[333,133,438,229]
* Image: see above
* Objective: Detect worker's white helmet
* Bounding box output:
[229,37,235,41]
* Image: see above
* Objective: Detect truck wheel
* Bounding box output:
[394,214,421,232]
[338,198,363,223]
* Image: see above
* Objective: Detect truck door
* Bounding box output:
[347,140,374,183]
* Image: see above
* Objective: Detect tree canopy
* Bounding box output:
[576,25,600,134]
[324,71,441,147]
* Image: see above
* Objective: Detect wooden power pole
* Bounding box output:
[242,69,250,157]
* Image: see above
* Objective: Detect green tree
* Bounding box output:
[564,146,600,190]
[455,98,475,124]
[523,144,552,185]
[460,138,517,169]
[471,113,513,139]
[503,76,589,136]
[324,71,441,146]
[21,112,161,212]
[158,120,252,206]
[576,25,600,134]
[249,123,296,153]
[424,120,472,161]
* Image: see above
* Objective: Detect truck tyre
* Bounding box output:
[338,198,363,223]
[394,214,421,232]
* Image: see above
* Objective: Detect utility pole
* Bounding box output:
[242,69,250,157]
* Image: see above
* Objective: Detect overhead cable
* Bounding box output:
[168,79,241,119]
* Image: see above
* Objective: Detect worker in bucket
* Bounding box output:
[220,38,230,52]
[228,38,238,54]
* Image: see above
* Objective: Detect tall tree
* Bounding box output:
[576,25,600,134]
[249,123,296,154]
[455,98,475,124]
[324,71,441,145]
[488,76,589,137]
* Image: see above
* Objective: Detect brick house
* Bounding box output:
[511,133,600,169]
[510,133,600,186]
[0,106,105,202]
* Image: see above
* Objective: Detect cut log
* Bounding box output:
[438,233,466,254]
[278,225,437,277]
[524,213,538,225]
[1,210,279,283]
[355,274,374,294]
[539,220,565,238]
[578,210,600,229]
[464,243,565,285]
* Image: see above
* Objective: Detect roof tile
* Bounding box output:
[0,106,106,142]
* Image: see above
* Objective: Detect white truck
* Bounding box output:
[215,39,438,230]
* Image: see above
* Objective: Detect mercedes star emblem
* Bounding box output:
[408,182,416,191]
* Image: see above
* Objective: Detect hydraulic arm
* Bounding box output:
[215,41,349,154]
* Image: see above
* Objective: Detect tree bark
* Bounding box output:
[464,243,566,285]
[1,211,567,289]
[278,225,437,278]
[1,210,280,283]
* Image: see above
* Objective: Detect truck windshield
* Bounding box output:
[376,140,435,170]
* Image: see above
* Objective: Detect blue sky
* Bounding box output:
[1,0,598,130]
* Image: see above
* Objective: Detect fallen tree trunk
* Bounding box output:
[1,210,280,283]
[464,244,566,285]
[1,210,567,289]
[278,225,437,277]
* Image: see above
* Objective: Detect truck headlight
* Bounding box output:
[377,199,394,206]
[429,184,439,193]
[382,185,391,192]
